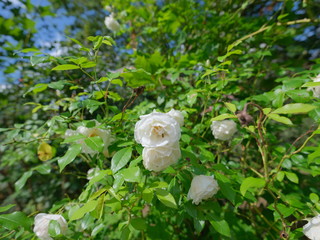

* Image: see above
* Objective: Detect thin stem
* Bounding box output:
[274,128,317,176]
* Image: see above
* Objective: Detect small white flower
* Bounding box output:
[187,175,219,205]
[134,111,181,148]
[309,74,320,98]
[104,14,120,32]
[33,213,68,240]
[142,142,181,172]
[211,120,237,141]
[166,109,184,126]
[104,5,112,12]
[65,122,114,156]
[303,215,320,240]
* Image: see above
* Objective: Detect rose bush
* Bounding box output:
[1,1,320,239]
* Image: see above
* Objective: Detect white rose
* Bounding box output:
[167,109,184,126]
[187,175,219,205]
[142,142,181,172]
[104,14,120,32]
[65,123,114,156]
[33,213,68,240]
[134,111,181,148]
[303,215,320,240]
[309,74,320,98]
[210,120,237,141]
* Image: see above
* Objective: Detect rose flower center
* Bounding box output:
[151,125,166,138]
[89,132,99,137]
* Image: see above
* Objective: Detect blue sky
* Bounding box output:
[0,0,75,84]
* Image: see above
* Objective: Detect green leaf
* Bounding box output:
[111,79,123,86]
[120,167,141,183]
[88,170,112,188]
[209,214,231,237]
[142,188,154,203]
[121,226,130,240]
[93,36,103,50]
[66,36,87,49]
[271,204,295,220]
[276,171,285,182]
[48,219,62,237]
[285,172,299,184]
[70,200,98,221]
[187,92,198,107]
[240,177,265,196]
[62,134,85,143]
[20,48,40,53]
[121,69,153,88]
[58,144,82,172]
[310,193,319,203]
[286,90,310,103]
[224,102,237,113]
[92,194,105,220]
[194,219,205,233]
[211,113,236,121]
[149,181,168,189]
[34,164,51,175]
[215,172,236,203]
[84,136,104,152]
[111,147,132,173]
[273,103,316,114]
[301,82,320,87]
[0,211,32,230]
[130,218,147,231]
[48,80,71,90]
[217,49,242,62]
[0,128,9,132]
[268,113,293,125]
[262,108,272,115]
[31,56,49,66]
[52,64,80,71]
[155,189,177,209]
[308,146,320,164]
[23,83,48,96]
[82,99,104,114]
[81,62,96,68]
[15,171,33,191]
[0,204,15,213]
[92,223,105,237]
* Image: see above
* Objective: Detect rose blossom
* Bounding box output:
[134,111,181,148]
[303,214,320,240]
[65,122,114,156]
[142,142,181,172]
[167,109,184,126]
[104,14,120,32]
[309,74,320,98]
[187,175,219,205]
[33,213,68,240]
[210,120,237,141]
